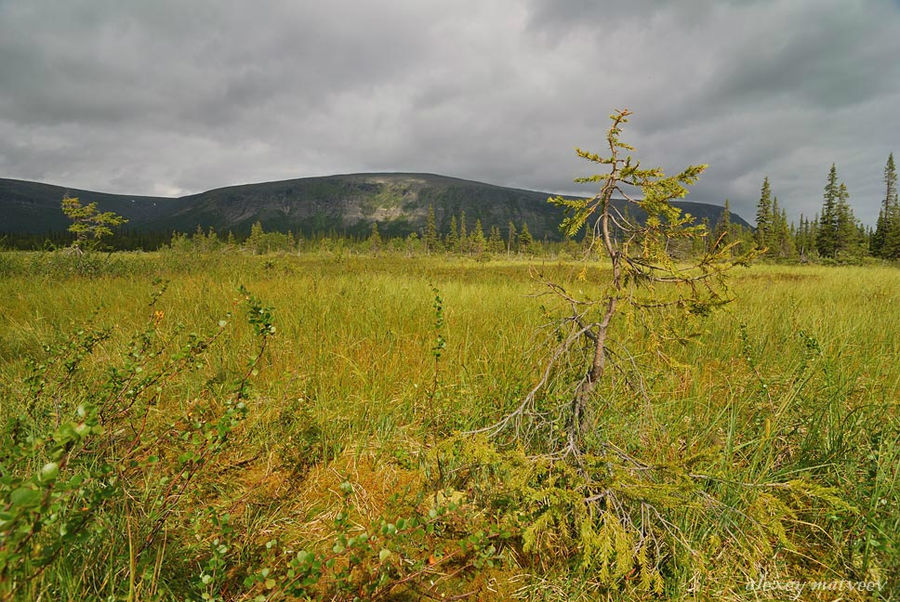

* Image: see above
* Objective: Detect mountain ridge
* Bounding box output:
[0,172,751,239]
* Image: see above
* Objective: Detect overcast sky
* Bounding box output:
[2,0,898,224]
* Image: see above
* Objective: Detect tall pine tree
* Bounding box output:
[518,221,534,252]
[769,197,795,258]
[470,218,486,254]
[796,215,809,259]
[755,177,772,251]
[447,215,459,252]
[816,164,840,258]
[780,207,796,257]
[873,153,899,259]
[834,182,859,256]
[424,204,440,253]
[488,225,504,253]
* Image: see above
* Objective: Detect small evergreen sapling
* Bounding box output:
[60,196,128,255]
[484,109,753,450]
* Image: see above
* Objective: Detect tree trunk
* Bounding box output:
[570,295,616,442]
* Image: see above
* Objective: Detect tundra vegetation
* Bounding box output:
[0,114,897,600]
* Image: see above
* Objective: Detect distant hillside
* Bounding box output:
[0,173,751,240]
[0,179,177,235]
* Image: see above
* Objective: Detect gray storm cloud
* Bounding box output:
[1,0,898,224]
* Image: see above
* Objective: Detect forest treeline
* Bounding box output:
[753,154,900,261]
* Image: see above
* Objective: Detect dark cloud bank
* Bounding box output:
[2,0,898,224]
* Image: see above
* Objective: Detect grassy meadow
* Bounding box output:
[0,250,897,600]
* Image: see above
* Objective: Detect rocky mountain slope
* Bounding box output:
[1,172,750,239]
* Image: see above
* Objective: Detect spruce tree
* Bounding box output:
[488,225,504,253]
[816,164,840,258]
[447,215,459,252]
[530,108,753,462]
[794,213,808,259]
[884,209,900,259]
[873,153,898,258]
[470,218,486,254]
[873,210,888,256]
[834,182,859,256]
[859,223,871,252]
[882,198,900,259]
[755,177,772,251]
[518,221,534,252]
[424,204,440,253]
[778,207,796,258]
[767,198,794,258]
[248,221,265,254]
[795,215,808,258]
[770,196,781,255]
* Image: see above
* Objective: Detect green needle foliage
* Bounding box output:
[539,108,754,449]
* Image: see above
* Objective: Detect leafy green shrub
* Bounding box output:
[0,283,272,598]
